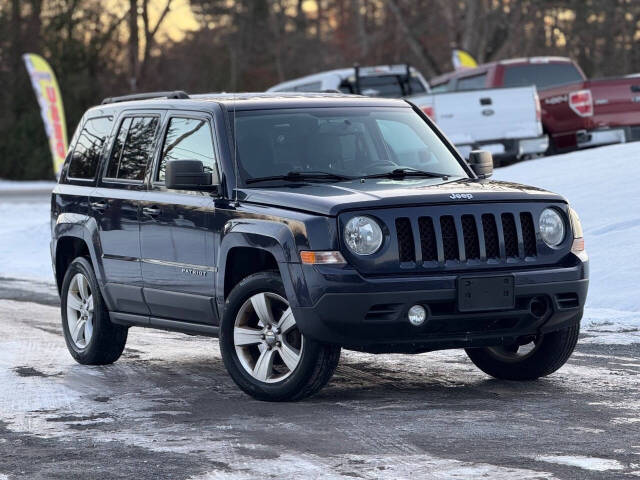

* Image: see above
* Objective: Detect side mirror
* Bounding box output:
[165,160,218,192]
[468,150,493,179]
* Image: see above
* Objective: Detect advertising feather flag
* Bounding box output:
[23,53,68,177]
[452,49,478,70]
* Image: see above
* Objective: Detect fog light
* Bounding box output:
[408,305,427,326]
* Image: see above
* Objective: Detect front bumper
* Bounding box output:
[291,259,588,353]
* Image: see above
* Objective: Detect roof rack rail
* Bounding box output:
[101,90,189,105]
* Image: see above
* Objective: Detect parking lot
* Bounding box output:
[0,287,638,479]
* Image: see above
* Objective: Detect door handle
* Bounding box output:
[90,201,107,211]
[142,206,161,217]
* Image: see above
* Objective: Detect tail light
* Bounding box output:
[421,105,435,119]
[534,91,541,122]
[569,89,593,117]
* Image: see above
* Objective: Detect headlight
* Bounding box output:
[344,216,383,255]
[539,208,565,247]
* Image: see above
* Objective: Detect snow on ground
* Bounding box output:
[534,455,624,472]
[0,179,55,192]
[0,198,52,282]
[494,142,640,313]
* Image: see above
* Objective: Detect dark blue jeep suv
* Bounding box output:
[51,92,588,401]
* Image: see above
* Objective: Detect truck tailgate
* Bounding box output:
[589,77,640,128]
[410,86,542,146]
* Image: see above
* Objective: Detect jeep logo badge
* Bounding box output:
[450,193,473,200]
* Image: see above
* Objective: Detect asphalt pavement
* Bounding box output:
[0,290,638,479]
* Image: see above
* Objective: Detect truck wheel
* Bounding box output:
[465,325,579,380]
[219,271,340,402]
[60,257,128,365]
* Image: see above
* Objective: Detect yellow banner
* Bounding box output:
[23,53,68,177]
[452,49,478,70]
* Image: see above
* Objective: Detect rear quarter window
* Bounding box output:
[503,63,584,89]
[67,117,112,179]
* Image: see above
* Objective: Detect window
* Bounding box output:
[294,82,322,92]
[234,107,467,184]
[357,75,427,97]
[377,118,438,167]
[105,116,159,181]
[67,117,112,179]
[456,73,487,91]
[503,63,584,89]
[430,81,452,93]
[157,117,216,181]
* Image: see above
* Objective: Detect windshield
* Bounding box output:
[234,107,467,185]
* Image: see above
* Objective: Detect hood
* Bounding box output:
[237,177,567,216]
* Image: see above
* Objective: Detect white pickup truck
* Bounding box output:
[267,64,549,164]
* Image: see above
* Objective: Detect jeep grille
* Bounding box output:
[396,211,537,264]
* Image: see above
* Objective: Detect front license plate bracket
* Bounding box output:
[458,275,515,312]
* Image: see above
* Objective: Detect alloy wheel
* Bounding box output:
[66,273,94,349]
[233,292,303,383]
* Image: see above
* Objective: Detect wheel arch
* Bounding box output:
[216,220,310,314]
[52,215,104,293]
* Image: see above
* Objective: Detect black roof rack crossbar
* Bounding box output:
[101,90,189,105]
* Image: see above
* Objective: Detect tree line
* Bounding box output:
[2,0,640,180]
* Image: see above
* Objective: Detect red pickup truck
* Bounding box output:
[430,56,640,152]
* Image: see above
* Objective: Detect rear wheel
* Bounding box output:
[465,325,580,380]
[61,257,128,365]
[219,271,340,401]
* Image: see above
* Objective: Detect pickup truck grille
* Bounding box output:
[395,211,537,264]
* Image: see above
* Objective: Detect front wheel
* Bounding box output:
[219,271,340,401]
[465,325,580,380]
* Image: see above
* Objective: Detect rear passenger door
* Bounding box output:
[139,112,219,325]
[91,112,162,316]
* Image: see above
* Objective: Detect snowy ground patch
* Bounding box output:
[534,455,624,472]
[0,180,55,192]
[0,199,52,282]
[494,142,640,313]
[580,308,640,344]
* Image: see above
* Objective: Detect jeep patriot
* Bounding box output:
[51,92,588,401]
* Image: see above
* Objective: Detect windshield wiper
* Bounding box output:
[246,171,353,184]
[361,168,449,180]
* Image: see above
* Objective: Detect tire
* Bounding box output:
[219,271,340,402]
[465,324,580,381]
[60,257,128,365]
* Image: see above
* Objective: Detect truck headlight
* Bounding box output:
[344,216,383,255]
[539,208,565,247]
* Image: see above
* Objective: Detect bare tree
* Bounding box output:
[385,0,440,76]
[128,0,173,90]
[128,0,138,90]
